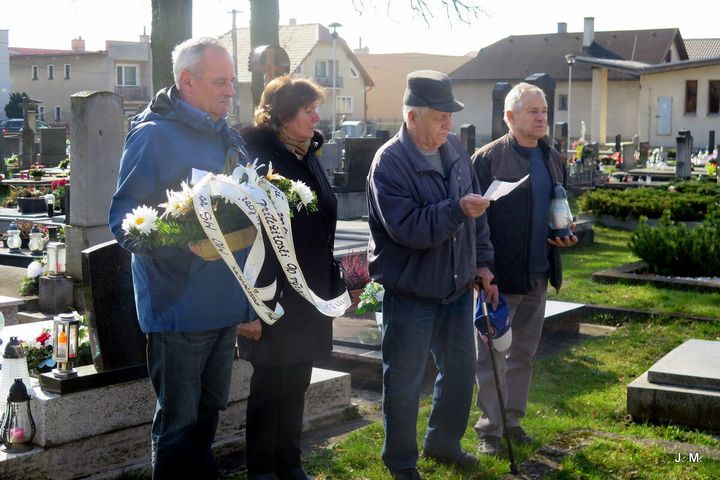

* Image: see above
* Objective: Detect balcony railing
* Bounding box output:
[315,76,344,88]
[115,85,150,101]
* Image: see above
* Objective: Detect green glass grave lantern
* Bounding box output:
[1,379,36,453]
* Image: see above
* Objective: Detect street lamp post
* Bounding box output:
[329,22,342,137]
[565,54,576,159]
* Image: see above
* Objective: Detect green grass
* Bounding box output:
[280,317,720,479]
[227,223,720,479]
[549,225,720,319]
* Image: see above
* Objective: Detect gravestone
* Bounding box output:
[614,134,622,152]
[491,82,511,140]
[342,137,383,192]
[524,73,556,136]
[628,339,720,429]
[555,121,568,161]
[639,142,650,163]
[64,91,123,300]
[318,141,341,174]
[375,130,390,143]
[39,127,67,166]
[1,135,20,157]
[460,124,475,155]
[81,239,146,372]
[709,130,715,151]
[622,142,636,170]
[675,130,693,179]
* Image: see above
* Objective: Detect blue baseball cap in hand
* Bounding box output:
[474,294,512,351]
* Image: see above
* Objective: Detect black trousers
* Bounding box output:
[246,361,313,475]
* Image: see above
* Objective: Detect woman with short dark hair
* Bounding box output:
[237,75,345,480]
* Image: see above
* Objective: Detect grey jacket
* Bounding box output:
[472,133,565,293]
[367,124,494,302]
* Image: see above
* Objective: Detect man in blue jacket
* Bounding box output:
[367,71,498,480]
[109,37,253,480]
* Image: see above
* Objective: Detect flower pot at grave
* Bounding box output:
[16,197,48,214]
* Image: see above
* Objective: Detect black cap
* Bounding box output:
[403,70,464,112]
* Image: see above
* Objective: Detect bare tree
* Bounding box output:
[351,0,486,25]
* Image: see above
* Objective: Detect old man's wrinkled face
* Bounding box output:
[409,108,453,151]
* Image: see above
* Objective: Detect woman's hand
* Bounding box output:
[237,319,262,341]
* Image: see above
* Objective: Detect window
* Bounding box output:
[349,65,359,78]
[48,65,55,80]
[336,96,354,114]
[709,80,720,115]
[558,94,568,111]
[116,64,138,86]
[64,64,71,79]
[38,106,45,121]
[685,80,697,114]
[54,106,62,122]
[31,65,38,80]
[315,60,338,78]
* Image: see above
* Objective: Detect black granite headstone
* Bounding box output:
[343,137,383,192]
[81,239,146,371]
[639,142,651,162]
[555,122,568,161]
[491,82,511,140]
[614,134,622,152]
[709,130,715,151]
[375,130,390,143]
[524,73,556,136]
[460,124,476,155]
[39,127,67,167]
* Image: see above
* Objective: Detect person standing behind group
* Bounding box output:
[109,38,254,479]
[236,75,346,480]
[367,70,498,480]
[471,82,577,455]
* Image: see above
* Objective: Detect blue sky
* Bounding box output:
[2,0,717,56]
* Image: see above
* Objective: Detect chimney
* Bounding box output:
[557,22,567,34]
[140,26,150,43]
[71,36,85,52]
[583,17,595,48]
[289,18,297,26]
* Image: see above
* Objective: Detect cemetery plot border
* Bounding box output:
[592,261,720,293]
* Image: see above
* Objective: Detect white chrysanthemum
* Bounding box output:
[27,260,46,279]
[122,205,159,235]
[290,180,315,207]
[160,182,194,218]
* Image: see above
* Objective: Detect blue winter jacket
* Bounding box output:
[108,87,254,333]
[367,124,494,302]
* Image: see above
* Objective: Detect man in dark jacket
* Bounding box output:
[472,82,577,455]
[109,38,253,479]
[367,71,498,480]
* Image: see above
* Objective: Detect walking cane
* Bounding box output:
[480,290,519,474]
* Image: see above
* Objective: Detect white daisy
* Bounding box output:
[160,182,194,218]
[122,205,159,235]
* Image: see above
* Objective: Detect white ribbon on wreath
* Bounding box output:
[191,166,351,325]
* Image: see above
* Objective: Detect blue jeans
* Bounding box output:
[381,289,476,471]
[147,326,237,480]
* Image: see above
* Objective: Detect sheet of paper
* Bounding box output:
[482,174,529,201]
[191,168,209,185]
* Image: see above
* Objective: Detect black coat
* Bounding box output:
[237,126,344,365]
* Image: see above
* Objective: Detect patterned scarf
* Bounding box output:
[277,130,311,159]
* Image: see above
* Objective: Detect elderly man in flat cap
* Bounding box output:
[366,70,499,480]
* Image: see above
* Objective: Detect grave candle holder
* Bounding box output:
[28,225,45,256]
[47,242,67,276]
[6,221,22,254]
[52,313,80,378]
[1,379,36,453]
[548,184,574,239]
